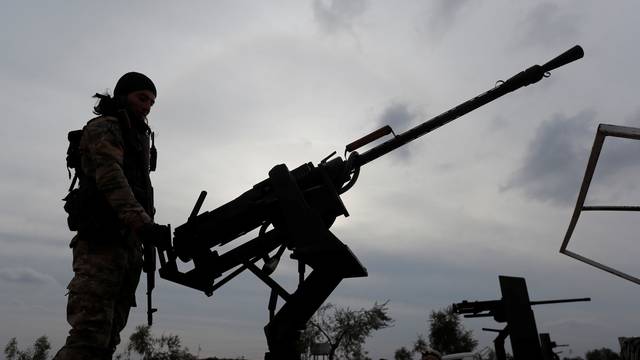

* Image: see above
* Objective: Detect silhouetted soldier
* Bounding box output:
[55,72,166,360]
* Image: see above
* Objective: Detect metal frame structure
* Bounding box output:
[560,124,640,285]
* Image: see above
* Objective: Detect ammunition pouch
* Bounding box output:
[66,129,84,170]
[63,188,82,231]
[63,184,123,239]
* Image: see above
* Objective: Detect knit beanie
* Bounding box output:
[113,72,157,98]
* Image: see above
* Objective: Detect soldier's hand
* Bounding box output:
[139,223,172,250]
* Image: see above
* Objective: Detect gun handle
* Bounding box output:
[189,191,207,220]
[345,126,394,153]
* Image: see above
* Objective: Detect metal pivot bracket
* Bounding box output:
[560,123,640,285]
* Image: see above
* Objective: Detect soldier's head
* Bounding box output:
[114,72,157,120]
[93,72,157,121]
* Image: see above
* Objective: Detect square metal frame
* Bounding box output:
[560,124,640,285]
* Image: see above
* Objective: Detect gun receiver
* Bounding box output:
[155,46,584,359]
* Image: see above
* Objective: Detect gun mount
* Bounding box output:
[540,333,569,360]
[453,276,590,360]
[151,46,584,359]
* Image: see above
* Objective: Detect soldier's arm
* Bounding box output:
[83,117,152,231]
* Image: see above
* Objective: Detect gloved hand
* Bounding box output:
[138,222,172,250]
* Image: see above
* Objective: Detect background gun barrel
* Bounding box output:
[529,297,591,306]
[452,299,500,314]
[354,45,583,168]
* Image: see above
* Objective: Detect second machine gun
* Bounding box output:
[453,276,590,360]
[149,46,585,359]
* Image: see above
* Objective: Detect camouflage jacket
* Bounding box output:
[78,115,154,231]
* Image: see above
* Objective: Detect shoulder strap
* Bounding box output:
[116,109,135,150]
[116,109,157,173]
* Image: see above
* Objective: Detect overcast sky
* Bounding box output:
[2,1,640,359]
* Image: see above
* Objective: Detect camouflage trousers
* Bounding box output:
[53,232,143,360]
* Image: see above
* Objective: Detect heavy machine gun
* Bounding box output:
[453,276,590,360]
[151,46,584,359]
[453,297,591,321]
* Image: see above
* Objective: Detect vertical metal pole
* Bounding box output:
[500,276,543,360]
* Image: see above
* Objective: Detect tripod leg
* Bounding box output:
[264,269,343,360]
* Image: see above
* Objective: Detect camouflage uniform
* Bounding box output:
[55,114,154,360]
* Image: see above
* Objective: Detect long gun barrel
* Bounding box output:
[453,297,591,318]
[529,297,591,306]
[350,45,584,168]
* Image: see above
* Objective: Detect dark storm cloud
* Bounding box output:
[502,111,595,205]
[312,0,369,34]
[376,103,420,161]
[504,110,640,205]
[0,267,56,285]
[518,3,581,49]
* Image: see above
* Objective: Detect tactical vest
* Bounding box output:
[64,112,156,233]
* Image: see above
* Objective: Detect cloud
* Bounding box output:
[1,3,639,359]
[518,3,581,49]
[502,111,595,205]
[504,110,640,206]
[422,0,471,40]
[375,103,421,161]
[312,0,369,34]
[0,267,58,285]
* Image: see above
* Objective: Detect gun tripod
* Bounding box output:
[158,164,367,359]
